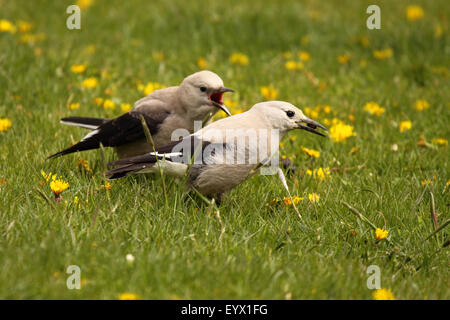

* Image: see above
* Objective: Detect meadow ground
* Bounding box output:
[0,0,448,299]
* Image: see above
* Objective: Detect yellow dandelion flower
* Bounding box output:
[229,52,249,66]
[50,179,69,196]
[337,53,350,64]
[373,48,393,60]
[308,193,320,203]
[301,146,320,158]
[93,97,104,107]
[0,118,12,132]
[303,107,319,119]
[414,99,429,111]
[260,86,278,100]
[0,19,16,33]
[323,105,332,114]
[292,196,304,204]
[316,167,330,180]
[71,64,86,74]
[77,0,94,10]
[103,99,115,110]
[17,20,33,33]
[298,51,311,62]
[197,57,207,69]
[119,292,140,300]
[421,179,433,187]
[373,288,395,300]
[121,103,132,113]
[431,138,448,146]
[285,60,304,71]
[363,102,385,116]
[406,5,424,21]
[329,120,356,142]
[81,77,98,89]
[104,182,112,190]
[283,196,304,206]
[375,228,389,241]
[69,103,80,110]
[140,82,166,96]
[306,167,331,180]
[399,120,412,133]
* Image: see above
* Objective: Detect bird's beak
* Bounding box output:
[210,87,234,116]
[218,87,235,94]
[212,101,232,116]
[296,117,328,137]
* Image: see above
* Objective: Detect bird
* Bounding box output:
[48,70,234,159]
[105,101,327,204]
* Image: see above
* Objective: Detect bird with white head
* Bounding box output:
[106,101,327,204]
[48,70,234,159]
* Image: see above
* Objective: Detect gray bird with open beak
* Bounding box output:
[105,101,327,204]
[48,71,234,159]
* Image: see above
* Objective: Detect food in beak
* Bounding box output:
[297,118,328,137]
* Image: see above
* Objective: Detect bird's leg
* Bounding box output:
[191,188,221,211]
[211,196,221,207]
[213,193,227,207]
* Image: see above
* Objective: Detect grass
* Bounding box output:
[0,0,449,299]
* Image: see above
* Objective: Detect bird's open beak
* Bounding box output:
[218,87,235,94]
[216,103,232,116]
[296,118,328,137]
[210,87,234,116]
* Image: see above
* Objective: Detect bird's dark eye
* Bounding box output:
[200,86,207,92]
[286,110,295,118]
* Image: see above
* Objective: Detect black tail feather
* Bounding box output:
[47,139,102,159]
[60,116,108,129]
[105,163,153,179]
[107,153,158,167]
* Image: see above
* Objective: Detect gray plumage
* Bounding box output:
[106,101,327,203]
[48,71,233,159]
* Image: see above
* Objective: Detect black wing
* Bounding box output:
[48,110,170,159]
[60,116,109,130]
[105,136,222,179]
